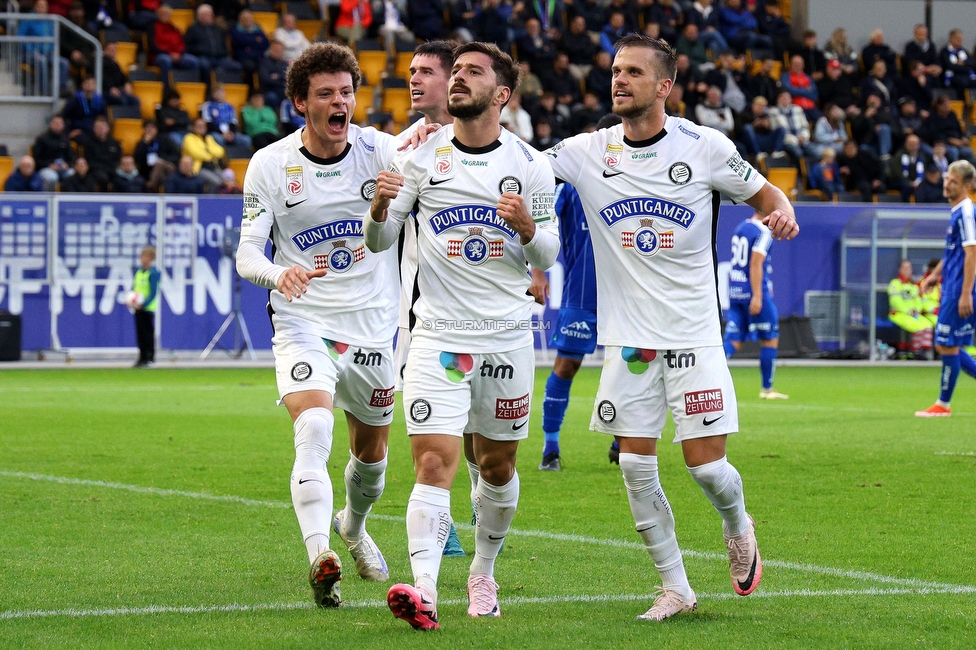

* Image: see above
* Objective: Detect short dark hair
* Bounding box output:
[614,34,677,82]
[287,42,362,111]
[414,40,455,75]
[453,41,520,100]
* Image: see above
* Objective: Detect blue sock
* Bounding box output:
[960,349,976,379]
[542,373,572,456]
[724,341,736,358]
[939,353,961,404]
[759,346,777,390]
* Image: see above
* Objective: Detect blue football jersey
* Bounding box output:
[728,217,773,302]
[556,183,597,311]
[941,198,976,301]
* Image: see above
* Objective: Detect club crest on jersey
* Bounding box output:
[622,219,674,256]
[668,162,692,185]
[447,227,504,265]
[599,197,696,229]
[435,146,453,175]
[604,144,623,168]
[285,166,303,195]
[498,176,522,195]
[361,179,377,201]
[313,240,366,273]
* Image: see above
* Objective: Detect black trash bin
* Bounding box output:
[0,311,22,361]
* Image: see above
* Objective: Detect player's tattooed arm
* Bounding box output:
[745,182,799,241]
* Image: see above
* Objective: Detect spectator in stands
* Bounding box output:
[860,60,895,110]
[279,99,306,134]
[76,115,122,190]
[102,42,140,108]
[61,2,96,86]
[134,120,180,191]
[216,166,242,194]
[894,97,929,154]
[790,29,826,82]
[852,93,894,159]
[704,50,748,113]
[749,55,782,105]
[559,15,598,81]
[273,13,311,63]
[500,92,534,142]
[570,91,605,134]
[923,94,975,164]
[151,4,202,88]
[531,118,559,150]
[811,103,848,158]
[231,9,270,84]
[532,91,570,139]
[184,3,243,81]
[888,259,934,357]
[586,51,613,111]
[4,156,44,192]
[861,29,897,78]
[695,85,735,137]
[780,54,819,120]
[890,133,928,201]
[718,0,772,55]
[209,0,245,25]
[449,0,477,42]
[515,61,544,113]
[823,27,858,79]
[517,18,557,78]
[111,155,146,192]
[914,162,946,203]
[837,138,887,201]
[18,0,70,96]
[333,0,371,44]
[739,95,787,160]
[377,0,413,51]
[677,23,709,73]
[126,0,161,32]
[407,0,444,42]
[474,0,513,55]
[200,84,251,149]
[156,88,192,145]
[544,53,582,114]
[62,76,107,140]
[599,11,628,56]
[757,0,791,61]
[33,115,75,191]
[809,147,843,199]
[685,0,729,54]
[60,156,97,192]
[182,117,225,190]
[901,60,935,114]
[675,52,705,112]
[240,91,279,151]
[931,140,951,173]
[769,89,812,160]
[665,83,687,117]
[903,24,942,79]
[258,40,289,112]
[939,29,976,93]
[646,0,681,45]
[164,155,207,194]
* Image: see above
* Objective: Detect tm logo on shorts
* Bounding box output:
[410,399,431,423]
[597,400,616,423]
[684,389,723,415]
[291,362,311,381]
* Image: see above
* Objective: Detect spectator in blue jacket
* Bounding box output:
[200,84,252,148]
[4,156,45,192]
[230,10,270,84]
[17,0,70,95]
[599,11,629,56]
[62,76,107,139]
[719,0,773,54]
[809,147,844,199]
[164,155,207,194]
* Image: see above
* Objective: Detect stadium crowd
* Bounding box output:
[4,0,976,200]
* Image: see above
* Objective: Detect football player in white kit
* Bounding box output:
[365,42,560,629]
[545,35,799,621]
[236,43,402,608]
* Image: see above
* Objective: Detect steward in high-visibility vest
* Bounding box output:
[133,246,160,367]
[888,260,930,333]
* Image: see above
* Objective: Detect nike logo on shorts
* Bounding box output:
[703,415,724,426]
[511,420,527,431]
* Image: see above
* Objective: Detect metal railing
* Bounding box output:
[0,12,101,109]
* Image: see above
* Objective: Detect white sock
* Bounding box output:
[466,460,480,508]
[290,407,335,564]
[619,452,693,600]
[341,451,387,539]
[406,483,452,594]
[687,456,749,537]
[470,472,519,577]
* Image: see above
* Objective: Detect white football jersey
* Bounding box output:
[396,120,423,330]
[546,116,766,348]
[240,125,401,347]
[379,126,558,352]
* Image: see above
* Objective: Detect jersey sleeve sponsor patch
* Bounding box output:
[531,191,555,221]
[725,151,756,182]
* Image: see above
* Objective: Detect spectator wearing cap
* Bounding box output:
[913,163,946,203]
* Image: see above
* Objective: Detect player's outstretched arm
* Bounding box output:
[364,170,405,252]
[745,182,799,241]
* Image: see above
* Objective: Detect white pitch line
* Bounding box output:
[3,586,975,621]
[934,451,976,456]
[1,471,971,593]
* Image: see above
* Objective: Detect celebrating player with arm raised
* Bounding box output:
[365,42,559,630]
[236,42,402,608]
[544,34,798,621]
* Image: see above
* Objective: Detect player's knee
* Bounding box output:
[414,449,456,485]
[293,407,334,469]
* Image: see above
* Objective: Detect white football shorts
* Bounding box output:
[393,326,410,392]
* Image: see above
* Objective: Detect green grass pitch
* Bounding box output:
[1,364,974,648]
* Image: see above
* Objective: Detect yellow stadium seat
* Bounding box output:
[357,50,388,87]
[222,83,250,111]
[0,156,15,190]
[295,19,322,42]
[175,81,207,118]
[949,99,965,122]
[113,41,138,71]
[170,8,194,33]
[132,80,164,120]
[353,85,373,124]
[252,11,279,35]
[227,157,250,182]
[381,86,411,125]
[112,118,144,155]
[394,51,412,81]
[766,167,798,199]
